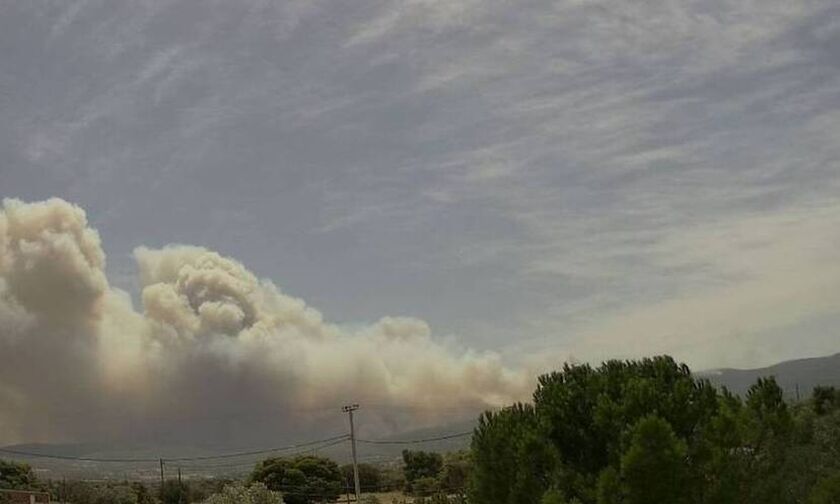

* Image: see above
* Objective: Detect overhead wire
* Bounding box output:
[356,431,472,445]
[0,434,349,464]
[164,433,349,462]
[175,437,351,471]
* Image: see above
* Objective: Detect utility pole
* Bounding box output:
[159,458,165,500]
[343,404,361,502]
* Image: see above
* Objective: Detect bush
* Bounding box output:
[411,477,440,497]
[161,479,190,504]
[203,482,283,504]
[0,460,37,489]
[402,450,443,495]
[438,451,469,495]
[809,473,840,504]
[341,463,382,493]
[60,482,152,504]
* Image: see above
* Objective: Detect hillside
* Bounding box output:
[0,419,479,480]
[5,352,840,479]
[704,352,840,398]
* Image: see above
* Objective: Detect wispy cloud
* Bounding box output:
[0,0,838,374]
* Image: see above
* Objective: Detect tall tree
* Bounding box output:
[469,403,554,504]
[251,455,342,504]
[402,450,443,484]
[619,415,687,504]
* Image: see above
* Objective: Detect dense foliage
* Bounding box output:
[402,450,443,495]
[399,450,470,497]
[202,482,283,504]
[250,455,342,504]
[341,463,383,492]
[0,460,37,490]
[469,356,840,504]
[160,479,191,504]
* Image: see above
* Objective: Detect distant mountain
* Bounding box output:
[9,352,840,480]
[0,419,481,480]
[703,352,840,399]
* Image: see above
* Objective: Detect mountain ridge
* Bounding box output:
[702,352,840,398]
[5,351,840,478]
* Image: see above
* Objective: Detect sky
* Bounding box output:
[1,0,840,381]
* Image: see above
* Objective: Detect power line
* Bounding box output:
[175,437,351,470]
[0,449,159,463]
[355,431,472,445]
[0,429,470,464]
[0,434,349,464]
[0,430,470,464]
[164,434,349,462]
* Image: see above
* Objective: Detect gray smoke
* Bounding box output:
[0,198,531,446]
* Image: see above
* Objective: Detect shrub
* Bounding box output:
[203,482,283,504]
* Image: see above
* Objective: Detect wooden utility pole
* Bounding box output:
[159,458,165,499]
[178,467,184,504]
[342,404,361,502]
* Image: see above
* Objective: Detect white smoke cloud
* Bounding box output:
[0,198,530,446]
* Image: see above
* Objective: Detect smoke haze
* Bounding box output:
[0,198,531,446]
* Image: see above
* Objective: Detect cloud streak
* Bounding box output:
[1,0,839,405]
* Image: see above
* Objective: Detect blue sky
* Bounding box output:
[2,0,840,370]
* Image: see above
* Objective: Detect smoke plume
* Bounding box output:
[0,198,530,446]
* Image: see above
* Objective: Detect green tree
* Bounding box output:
[132,482,160,504]
[595,467,620,504]
[742,378,793,504]
[812,387,839,416]
[746,377,792,444]
[251,455,342,504]
[340,463,381,493]
[0,460,36,489]
[619,415,687,504]
[466,355,840,504]
[377,465,405,492]
[402,450,443,491]
[469,403,553,504]
[411,477,440,497]
[203,482,283,504]
[694,390,749,504]
[541,488,581,504]
[439,451,470,495]
[95,485,139,504]
[809,473,840,504]
[161,479,190,504]
[532,357,717,502]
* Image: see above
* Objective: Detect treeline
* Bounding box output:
[5,355,840,503]
[0,449,467,503]
[469,356,840,504]
[0,464,228,504]
[247,449,468,503]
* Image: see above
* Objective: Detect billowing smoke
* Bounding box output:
[0,198,530,446]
